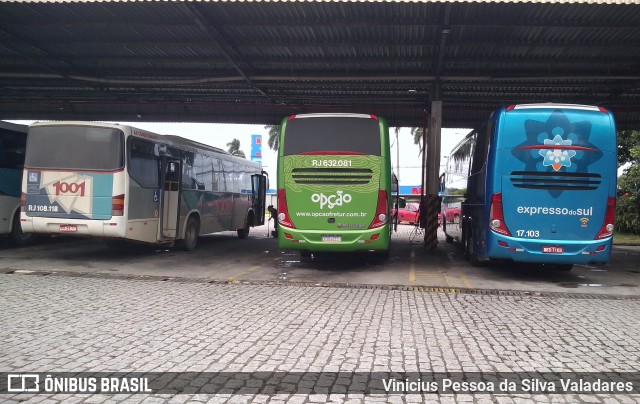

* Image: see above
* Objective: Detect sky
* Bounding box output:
[9,120,469,188]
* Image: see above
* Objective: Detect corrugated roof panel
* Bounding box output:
[0,0,639,128]
[2,0,640,4]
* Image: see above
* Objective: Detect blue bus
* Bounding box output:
[442,104,617,270]
[0,121,33,245]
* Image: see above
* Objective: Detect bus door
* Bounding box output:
[251,172,267,226]
[160,158,181,238]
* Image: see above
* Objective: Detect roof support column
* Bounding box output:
[422,81,442,252]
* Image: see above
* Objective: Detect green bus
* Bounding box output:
[276,113,393,257]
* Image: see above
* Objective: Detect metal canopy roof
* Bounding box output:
[1,0,639,129]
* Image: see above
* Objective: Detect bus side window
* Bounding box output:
[212,157,223,192]
[0,133,26,169]
[181,152,196,190]
[194,153,211,191]
[129,139,160,188]
[469,121,493,201]
[222,159,233,192]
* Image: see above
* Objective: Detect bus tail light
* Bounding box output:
[595,196,615,239]
[369,190,388,229]
[20,192,26,212]
[277,188,295,228]
[112,194,125,216]
[489,192,511,236]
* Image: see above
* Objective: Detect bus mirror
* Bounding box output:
[391,173,399,193]
[397,198,407,209]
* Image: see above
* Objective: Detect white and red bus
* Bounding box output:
[22,121,267,250]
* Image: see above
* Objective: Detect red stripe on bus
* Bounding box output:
[516,145,598,152]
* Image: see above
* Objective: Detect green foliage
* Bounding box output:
[617,130,640,166]
[226,138,246,158]
[265,125,280,151]
[616,193,640,234]
[410,127,426,155]
[616,130,640,234]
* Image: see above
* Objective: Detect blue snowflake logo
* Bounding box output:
[539,134,577,171]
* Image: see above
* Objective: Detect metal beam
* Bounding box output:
[179,3,268,98]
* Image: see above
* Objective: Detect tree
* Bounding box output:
[616,130,640,234]
[226,138,246,158]
[265,125,280,151]
[410,127,426,155]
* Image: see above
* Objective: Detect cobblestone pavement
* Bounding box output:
[1,273,639,403]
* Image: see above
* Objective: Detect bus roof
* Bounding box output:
[288,113,378,120]
[0,120,28,133]
[508,103,605,112]
[29,120,260,168]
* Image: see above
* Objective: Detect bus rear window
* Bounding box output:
[26,126,124,171]
[283,117,381,156]
[0,130,26,170]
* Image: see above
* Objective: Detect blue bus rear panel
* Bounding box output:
[478,104,617,266]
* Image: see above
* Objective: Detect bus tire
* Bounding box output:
[179,216,199,251]
[467,231,482,267]
[463,230,471,261]
[9,211,34,247]
[443,220,453,243]
[445,234,454,243]
[237,213,252,239]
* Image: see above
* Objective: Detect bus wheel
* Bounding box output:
[179,216,199,251]
[237,213,252,239]
[9,212,34,246]
[467,232,482,267]
[443,221,453,243]
[463,231,471,261]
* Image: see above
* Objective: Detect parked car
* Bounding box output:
[443,204,461,225]
[392,200,442,226]
[395,203,420,225]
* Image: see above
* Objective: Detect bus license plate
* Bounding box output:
[542,246,564,254]
[322,235,341,242]
[59,225,77,232]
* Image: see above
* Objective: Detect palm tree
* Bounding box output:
[410,127,427,155]
[265,124,280,151]
[226,138,246,158]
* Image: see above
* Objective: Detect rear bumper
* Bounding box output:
[277,226,390,252]
[486,233,612,265]
[20,214,127,238]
